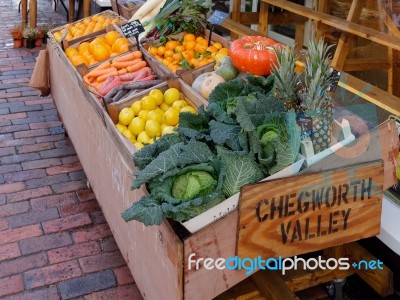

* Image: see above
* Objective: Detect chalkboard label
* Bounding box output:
[328,68,341,92]
[121,20,145,38]
[207,10,229,25]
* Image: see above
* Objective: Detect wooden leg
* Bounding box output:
[258,1,269,36]
[21,0,27,27]
[84,0,91,18]
[316,0,329,40]
[331,0,367,70]
[29,0,37,28]
[294,22,304,52]
[231,0,242,40]
[251,271,299,300]
[343,243,393,297]
[388,49,400,96]
[69,0,75,23]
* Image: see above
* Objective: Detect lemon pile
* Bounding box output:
[116,88,197,150]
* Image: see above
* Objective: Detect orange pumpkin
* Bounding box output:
[229,36,283,76]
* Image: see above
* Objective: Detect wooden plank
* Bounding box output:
[342,58,389,71]
[237,161,384,260]
[222,18,261,37]
[331,0,367,70]
[261,0,400,52]
[215,259,355,299]
[239,11,307,26]
[48,45,183,300]
[238,12,260,25]
[214,278,260,300]
[343,242,393,296]
[251,271,299,300]
[338,72,400,116]
[383,6,400,96]
[283,261,354,292]
[183,210,248,299]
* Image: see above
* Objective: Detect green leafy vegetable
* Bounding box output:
[133,134,186,170]
[209,120,247,152]
[217,146,264,197]
[131,139,214,189]
[123,140,227,224]
[123,74,303,227]
[172,171,217,201]
[176,108,211,141]
[121,196,165,226]
[255,110,301,174]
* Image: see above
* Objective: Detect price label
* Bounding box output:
[207,10,229,25]
[120,20,145,38]
[328,68,341,92]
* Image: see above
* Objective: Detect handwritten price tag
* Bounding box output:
[121,20,145,38]
[207,10,229,25]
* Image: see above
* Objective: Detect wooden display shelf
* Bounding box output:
[47,30,399,299]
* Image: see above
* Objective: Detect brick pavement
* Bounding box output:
[0,0,143,299]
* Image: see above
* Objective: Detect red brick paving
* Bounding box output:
[0,0,142,299]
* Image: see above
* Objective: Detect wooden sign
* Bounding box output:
[237,161,384,259]
[121,20,145,38]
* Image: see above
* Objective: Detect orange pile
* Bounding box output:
[53,15,119,42]
[147,33,230,72]
[65,31,131,67]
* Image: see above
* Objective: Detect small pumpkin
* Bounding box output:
[200,74,225,100]
[229,36,283,76]
[215,56,239,81]
[192,72,214,93]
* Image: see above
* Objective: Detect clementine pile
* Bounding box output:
[52,15,119,42]
[147,33,229,72]
[64,30,130,67]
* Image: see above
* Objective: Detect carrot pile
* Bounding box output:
[83,51,161,101]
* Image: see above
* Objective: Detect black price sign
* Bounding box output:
[207,10,229,25]
[120,20,145,38]
[328,68,341,92]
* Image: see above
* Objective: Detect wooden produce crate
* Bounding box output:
[48,10,125,50]
[141,29,230,77]
[65,42,172,127]
[61,24,129,74]
[104,78,208,168]
[48,41,399,299]
[110,0,142,20]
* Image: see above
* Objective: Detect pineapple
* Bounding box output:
[272,39,335,153]
[272,45,299,110]
[297,39,334,153]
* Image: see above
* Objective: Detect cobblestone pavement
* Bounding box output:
[0,0,143,299]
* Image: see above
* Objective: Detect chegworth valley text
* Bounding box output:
[255,178,374,244]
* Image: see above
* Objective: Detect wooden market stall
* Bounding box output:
[20,0,91,27]
[43,4,400,299]
[226,0,400,97]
